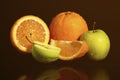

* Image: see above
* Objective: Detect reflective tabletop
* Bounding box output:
[1,0,120,80]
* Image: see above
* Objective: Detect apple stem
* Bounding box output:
[93,21,96,33]
[26,36,33,44]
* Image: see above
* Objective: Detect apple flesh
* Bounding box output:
[32,42,61,63]
[80,29,110,60]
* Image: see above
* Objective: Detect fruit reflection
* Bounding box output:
[17,75,31,80]
[16,67,110,80]
[90,67,110,80]
[58,67,88,80]
[35,69,60,80]
[34,67,88,80]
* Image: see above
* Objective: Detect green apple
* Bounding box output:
[32,42,61,63]
[80,29,110,60]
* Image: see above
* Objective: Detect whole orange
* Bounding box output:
[49,11,88,41]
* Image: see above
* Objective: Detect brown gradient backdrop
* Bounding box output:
[0,0,120,80]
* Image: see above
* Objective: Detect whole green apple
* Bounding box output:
[80,29,110,60]
[32,42,61,63]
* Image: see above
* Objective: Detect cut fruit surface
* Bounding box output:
[50,39,88,60]
[32,42,61,63]
[10,15,50,53]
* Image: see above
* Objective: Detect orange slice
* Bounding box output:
[50,39,88,60]
[10,15,50,53]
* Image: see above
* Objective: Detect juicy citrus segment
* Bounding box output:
[50,39,88,60]
[49,11,88,41]
[77,40,88,58]
[10,15,50,53]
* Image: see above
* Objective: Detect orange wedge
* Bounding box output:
[10,15,50,53]
[50,39,88,60]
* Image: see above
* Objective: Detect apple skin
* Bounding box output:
[32,42,61,63]
[80,29,110,60]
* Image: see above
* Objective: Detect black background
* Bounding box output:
[1,0,120,80]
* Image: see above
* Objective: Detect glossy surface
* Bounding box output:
[1,0,120,80]
[80,29,110,60]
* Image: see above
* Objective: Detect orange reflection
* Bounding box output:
[16,67,88,80]
[58,67,88,80]
[35,67,88,80]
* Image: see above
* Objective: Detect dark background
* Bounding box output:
[1,0,120,80]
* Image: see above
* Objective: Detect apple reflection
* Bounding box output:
[17,67,88,80]
[16,66,110,80]
[17,75,31,80]
[35,69,60,80]
[90,67,110,80]
[35,67,88,80]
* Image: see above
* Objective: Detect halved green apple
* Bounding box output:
[32,42,61,63]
